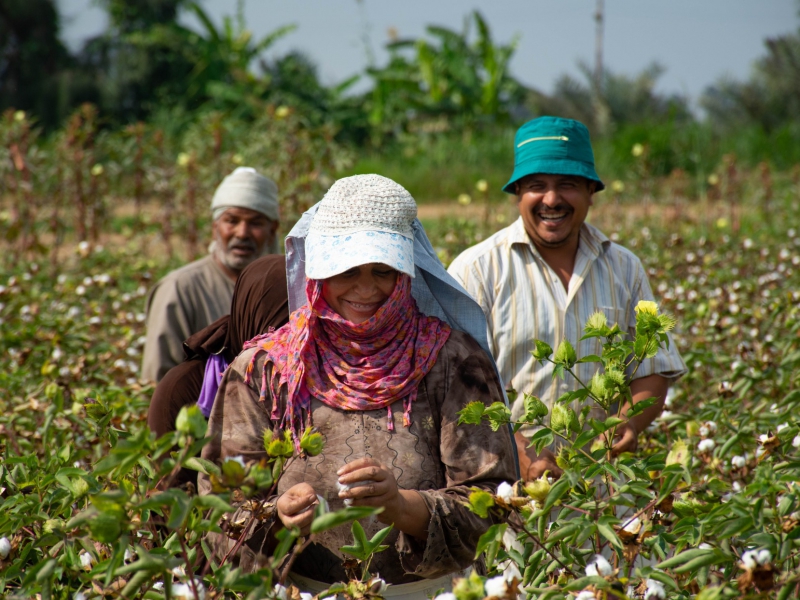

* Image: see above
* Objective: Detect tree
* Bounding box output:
[0,0,72,128]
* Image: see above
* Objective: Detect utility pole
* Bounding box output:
[593,0,609,134]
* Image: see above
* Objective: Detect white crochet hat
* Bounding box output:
[211,167,279,222]
[305,174,417,279]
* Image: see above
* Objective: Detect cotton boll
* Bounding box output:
[622,517,641,533]
[586,554,612,577]
[644,579,666,600]
[0,536,10,559]
[273,583,288,600]
[731,455,746,469]
[484,575,508,597]
[756,549,772,565]
[576,591,597,600]
[79,552,94,569]
[433,594,457,600]
[740,550,757,570]
[496,481,514,503]
[793,435,800,449]
[697,439,715,453]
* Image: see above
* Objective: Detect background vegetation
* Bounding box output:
[2,1,800,599]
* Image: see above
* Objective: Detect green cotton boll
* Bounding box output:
[300,427,324,456]
[551,403,579,433]
[531,339,553,361]
[553,339,577,368]
[523,393,549,422]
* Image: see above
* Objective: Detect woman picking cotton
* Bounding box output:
[199,175,515,593]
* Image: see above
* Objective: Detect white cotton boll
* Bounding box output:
[777,423,789,433]
[171,583,191,599]
[172,565,186,578]
[644,579,666,600]
[731,455,746,469]
[58,366,71,378]
[756,447,766,459]
[622,517,641,533]
[496,481,514,503]
[658,410,673,420]
[732,481,743,493]
[757,549,772,565]
[699,543,713,550]
[79,552,94,568]
[300,594,314,600]
[433,594,457,600]
[587,554,612,577]
[699,426,709,438]
[576,591,597,600]
[273,583,288,600]
[152,581,164,591]
[793,435,800,449]
[741,550,757,570]
[57,274,68,285]
[88,316,102,325]
[82,276,93,287]
[135,312,146,323]
[0,536,10,558]
[67,306,81,320]
[759,434,770,444]
[503,561,522,583]
[369,577,388,595]
[697,439,715,453]
[74,592,87,600]
[484,575,508,597]
[124,547,135,562]
[225,456,246,468]
[51,347,63,361]
[75,285,86,296]
[706,421,717,433]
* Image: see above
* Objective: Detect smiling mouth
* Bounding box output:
[537,210,570,222]
[344,300,382,312]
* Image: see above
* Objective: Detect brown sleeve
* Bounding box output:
[397,332,517,578]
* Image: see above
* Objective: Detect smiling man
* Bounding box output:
[142,167,280,382]
[448,116,686,480]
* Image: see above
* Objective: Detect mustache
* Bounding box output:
[226,237,257,252]
[535,204,573,214]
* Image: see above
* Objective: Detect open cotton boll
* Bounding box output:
[585,554,612,577]
[337,480,376,507]
[0,536,10,559]
[731,455,746,469]
[576,591,597,600]
[433,594,457,600]
[273,583,288,600]
[644,579,666,600]
[496,481,514,502]
[756,549,772,565]
[484,575,508,597]
[740,550,757,570]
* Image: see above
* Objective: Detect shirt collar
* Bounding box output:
[509,216,611,259]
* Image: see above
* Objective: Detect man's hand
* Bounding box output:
[610,421,638,456]
[277,482,318,536]
[515,431,563,481]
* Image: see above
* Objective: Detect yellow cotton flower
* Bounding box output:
[177,152,190,167]
[611,180,625,193]
[457,193,472,206]
[475,179,488,192]
[631,143,644,157]
[275,106,290,119]
[635,300,659,316]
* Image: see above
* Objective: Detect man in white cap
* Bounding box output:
[142,167,280,382]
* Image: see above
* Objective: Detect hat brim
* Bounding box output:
[305,230,415,280]
[502,158,605,194]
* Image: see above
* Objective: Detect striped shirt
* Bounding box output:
[448,217,687,425]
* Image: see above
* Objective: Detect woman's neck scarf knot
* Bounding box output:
[243,274,450,450]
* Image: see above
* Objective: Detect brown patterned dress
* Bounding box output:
[198,329,517,584]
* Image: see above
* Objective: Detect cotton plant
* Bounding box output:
[453,301,800,599]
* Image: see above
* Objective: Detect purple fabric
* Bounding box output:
[197,353,229,418]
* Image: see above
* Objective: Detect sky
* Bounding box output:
[56,0,798,111]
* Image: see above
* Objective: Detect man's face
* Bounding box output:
[212,207,278,273]
[516,173,595,251]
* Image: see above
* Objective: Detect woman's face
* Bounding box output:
[321,263,399,324]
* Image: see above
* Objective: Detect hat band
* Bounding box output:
[517,135,569,148]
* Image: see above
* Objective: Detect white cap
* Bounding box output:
[305,174,417,279]
[211,167,279,222]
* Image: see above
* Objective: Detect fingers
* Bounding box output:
[277,483,318,531]
[611,428,638,457]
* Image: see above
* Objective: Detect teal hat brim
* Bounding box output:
[502,158,605,193]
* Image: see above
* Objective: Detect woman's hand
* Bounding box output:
[277,482,318,536]
[337,458,430,540]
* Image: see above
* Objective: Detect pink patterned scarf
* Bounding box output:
[243,274,450,449]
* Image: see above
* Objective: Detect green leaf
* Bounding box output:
[484,402,511,431]
[310,506,381,534]
[193,495,235,513]
[474,523,506,558]
[183,456,220,476]
[467,489,495,518]
[175,405,207,439]
[656,548,713,569]
[457,401,486,426]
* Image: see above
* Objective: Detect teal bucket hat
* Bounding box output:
[503,116,605,193]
